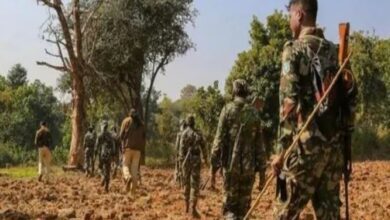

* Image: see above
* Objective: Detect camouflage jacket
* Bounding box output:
[95,130,114,160]
[83,131,95,151]
[179,127,207,166]
[175,130,184,156]
[35,127,52,149]
[278,27,357,150]
[111,131,121,155]
[211,97,266,174]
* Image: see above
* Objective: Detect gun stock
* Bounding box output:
[339,22,351,220]
[339,23,350,65]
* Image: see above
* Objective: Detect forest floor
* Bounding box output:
[0,161,389,220]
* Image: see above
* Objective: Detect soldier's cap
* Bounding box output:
[186,114,195,125]
[40,121,47,126]
[232,79,250,98]
[88,126,94,131]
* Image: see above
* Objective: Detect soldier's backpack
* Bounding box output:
[100,132,113,159]
[228,103,260,172]
[303,35,340,116]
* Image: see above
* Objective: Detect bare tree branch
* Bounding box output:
[46,38,66,47]
[36,61,68,72]
[44,49,61,58]
[37,0,58,8]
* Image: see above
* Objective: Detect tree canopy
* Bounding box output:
[7,64,27,88]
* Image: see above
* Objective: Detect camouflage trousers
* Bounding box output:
[111,152,121,178]
[175,155,182,185]
[101,157,111,192]
[84,148,94,175]
[183,156,201,205]
[273,136,343,220]
[222,170,255,220]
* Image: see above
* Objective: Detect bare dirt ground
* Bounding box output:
[0,161,389,220]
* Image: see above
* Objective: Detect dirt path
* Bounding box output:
[0,161,389,219]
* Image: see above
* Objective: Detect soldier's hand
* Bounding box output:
[271,155,284,176]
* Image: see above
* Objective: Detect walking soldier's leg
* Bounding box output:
[190,160,201,218]
[183,166,191,213]
[273,139,331,220]
[312,146,343,220]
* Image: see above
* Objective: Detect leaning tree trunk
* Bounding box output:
[68,73,86,167]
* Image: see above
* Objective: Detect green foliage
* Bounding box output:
[0,166,38,178]
[0,80,65,149]
[7,63,27,88]
[347,32,390,160]
[352,125,390,161]
[145,82,224,163]
[180,84,197,99]
[0,144,36,167]
[52,145,70,165]
[145,96,178,162]
[185,81,225,147]
[0,166,64,178]
[350,32,390,127]
[0,65,65,166]
[83,0,196,115]
[226,12,291,143]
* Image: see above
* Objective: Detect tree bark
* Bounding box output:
[68,73,86,167]
[37,0,88,168]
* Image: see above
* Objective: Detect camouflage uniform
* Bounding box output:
[95,121,115,192]
[179,116,207,217]
[175,120,187,186]
[274,27,357,219]
[83,128,96,176]
[211,79,267,220]
[111,127,121,178]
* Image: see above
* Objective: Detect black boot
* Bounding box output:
[185,200,190,213]
[191,203,201,219]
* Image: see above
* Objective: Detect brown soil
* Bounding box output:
[0,161,389,220]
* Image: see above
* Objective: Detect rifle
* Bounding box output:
[339,22,351,220]
[181,149,191,176]
[243,49,353,220]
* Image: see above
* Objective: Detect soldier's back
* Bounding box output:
[98,131,113,159]
[284,28,341,138]
[85,132,95,148]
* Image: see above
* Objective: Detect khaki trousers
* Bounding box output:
[122,148,141,194]
[38,146,52,177]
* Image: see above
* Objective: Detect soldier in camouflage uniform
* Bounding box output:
[111,126,121,178]
[272,1,357,219]
[210,79,267,220]
[179,115,208,218]
[95,121,115,192]
[83,126,96,176]
[175,119,187,187]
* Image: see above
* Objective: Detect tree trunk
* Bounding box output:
[133,80,146,165]
[68,73,86,167]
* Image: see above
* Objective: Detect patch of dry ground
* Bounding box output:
[0,161,389,219]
